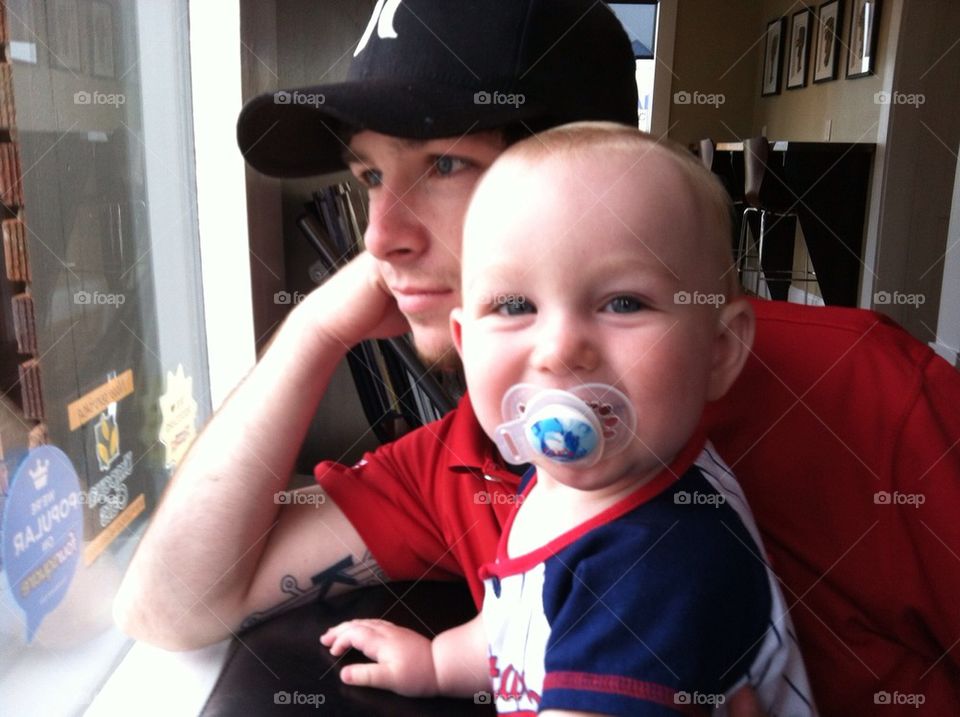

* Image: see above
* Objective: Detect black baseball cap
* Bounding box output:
[237,0,639,178]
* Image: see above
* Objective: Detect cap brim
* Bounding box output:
[237,80,546,178]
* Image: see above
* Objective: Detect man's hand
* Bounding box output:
[306,252,410,349]
[321,619,439,697]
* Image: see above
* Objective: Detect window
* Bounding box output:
[0,2,210,714]
[608,1,659,132]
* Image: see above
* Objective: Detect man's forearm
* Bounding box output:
[114,289,349,647]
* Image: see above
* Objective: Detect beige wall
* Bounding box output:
[751,0,896,141]
[667,1,760,148]
[668,0,898,145]
[866,0,960,340]
[668,0,960,345]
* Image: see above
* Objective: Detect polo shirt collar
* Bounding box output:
[446,392,521,485]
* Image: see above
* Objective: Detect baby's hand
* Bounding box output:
[320,619,439,697]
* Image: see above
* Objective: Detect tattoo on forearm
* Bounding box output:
[240,551,386,630]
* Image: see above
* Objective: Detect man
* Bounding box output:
[116,1,960,714]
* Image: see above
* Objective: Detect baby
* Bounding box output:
[321,122,816,716]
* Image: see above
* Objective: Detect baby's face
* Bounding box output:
[455,150,740,490]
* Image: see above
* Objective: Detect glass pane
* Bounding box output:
[0,1,210,714]
[608,2,657,59]
[608,2,658,131]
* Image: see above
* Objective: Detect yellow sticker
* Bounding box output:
[67,370,134,431]
[158,364,198,470]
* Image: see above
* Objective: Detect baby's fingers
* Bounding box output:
[319,620,354,647]
[340,662,397,691]
[323,622,385,658]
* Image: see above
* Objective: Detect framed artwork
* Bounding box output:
[846,0,881,78]
[90,1,116,78]
[814,0,843,83]
[786,9,813,89]
[48,0,82,71]
[761,17,786,97]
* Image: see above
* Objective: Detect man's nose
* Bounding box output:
[530,314,600,377]
[363,186,430,263]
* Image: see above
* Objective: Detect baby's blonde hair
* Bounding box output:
[481,122,738,296]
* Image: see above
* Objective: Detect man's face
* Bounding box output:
[346,130,506,366]
[455,151,734,490]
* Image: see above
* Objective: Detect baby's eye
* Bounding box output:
[496,297,535,316]
[434,155,470,176]
[604,296,645,313]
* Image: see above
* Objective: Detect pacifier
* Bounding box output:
[493,383,637,467]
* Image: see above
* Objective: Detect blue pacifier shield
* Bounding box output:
[527,415,599,462]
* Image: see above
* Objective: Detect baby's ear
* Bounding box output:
[706,297,755,401]
[450,308,465,359]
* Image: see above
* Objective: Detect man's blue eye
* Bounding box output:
[435,156,467,175]
[360,169,383,188]
[606,296,644,313]
[497,298,535,316]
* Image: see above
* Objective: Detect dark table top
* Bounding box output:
[200,581,496,716]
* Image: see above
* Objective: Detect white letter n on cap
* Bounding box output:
[355,0,401,57]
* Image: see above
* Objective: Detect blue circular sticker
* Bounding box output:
[2,446,83,642]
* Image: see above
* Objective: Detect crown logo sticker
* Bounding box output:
[95,412,120,471]
[29,458,50,490]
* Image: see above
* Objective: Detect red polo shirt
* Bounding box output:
[316,394,522,608]
[317,298,960,715]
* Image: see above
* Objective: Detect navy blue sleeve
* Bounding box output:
[539,482,773,716]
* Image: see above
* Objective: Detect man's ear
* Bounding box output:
[450,307,465,359]
[706,297,755,401]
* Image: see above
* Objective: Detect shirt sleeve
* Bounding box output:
[538,512,773,716]
[315,427,463,585]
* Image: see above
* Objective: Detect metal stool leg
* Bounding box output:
[737,207,761,295]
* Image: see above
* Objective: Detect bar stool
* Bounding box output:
[697,137,745,271]
[736,137,816,301]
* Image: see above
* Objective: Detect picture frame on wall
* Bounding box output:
[786,9,812,89]
[814,0,843,83]
[761,17,785,97]
[846,0,881,78]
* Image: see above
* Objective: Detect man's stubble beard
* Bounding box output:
[414,338,466,400]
